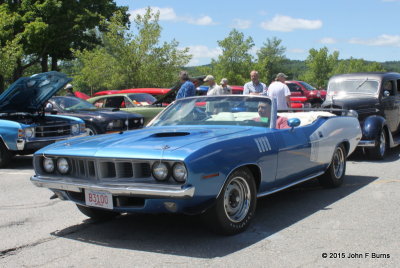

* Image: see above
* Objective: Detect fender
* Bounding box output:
[362,115,386,140]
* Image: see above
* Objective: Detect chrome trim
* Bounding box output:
[30,175,195,198]
[357,140,376,147]
[26,132,87,142]
[257,171,325,198]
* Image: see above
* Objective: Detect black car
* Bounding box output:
[46,96,144,135]
[322,72,400,159]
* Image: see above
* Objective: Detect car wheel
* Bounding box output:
[0,142,12,168]
[202,167,257,235]
[85,126,98,136]
[368,129,387,160]
[76,204,120,220]
[318,144,346,188]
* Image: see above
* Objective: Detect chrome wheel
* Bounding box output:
[223,176,251,223]
[85,127,97,136]
[332,146,345,179]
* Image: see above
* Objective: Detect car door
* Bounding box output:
[381,79,399,133]
[272,125,323,187]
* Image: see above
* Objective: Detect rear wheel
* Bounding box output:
[319,144,346,188]
[202,167,257,235]
[0,142,12,168]
[368,129,387,160]
[76,204,120,220]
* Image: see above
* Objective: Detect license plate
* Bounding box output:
[84,189,113,209]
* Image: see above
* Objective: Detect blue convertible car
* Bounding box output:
[31,96,361,234]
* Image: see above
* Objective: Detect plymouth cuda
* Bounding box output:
[31,95,361,234]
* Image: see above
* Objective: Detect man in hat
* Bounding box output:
[65,84,76,97]
[220,78,232,95]
[267,73,291,110]
[205,75,223,95]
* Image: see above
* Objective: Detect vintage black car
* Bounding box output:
[46,96,144,135]
[322,72,400,159]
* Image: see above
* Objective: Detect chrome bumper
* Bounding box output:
[358,140,376,147]
[30,175,195,199]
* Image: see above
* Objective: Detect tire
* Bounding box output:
[0,142,12,168]
[85,125,98,136]
[76,204,120,220]
[202,167,257,235]
[367,129,387,160]
[318,144,346,188]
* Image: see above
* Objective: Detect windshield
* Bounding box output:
[128,93,157,105]
[299,81,317,91]
[328,79,379,95]
[149,96,272,127]
[53,97,96,111]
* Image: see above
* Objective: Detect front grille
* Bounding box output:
[127,118,143,129]
[35,125,71,137]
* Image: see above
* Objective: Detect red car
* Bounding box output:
[285,81,326,107]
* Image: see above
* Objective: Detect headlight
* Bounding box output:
[152,162,170,181]
[172,163,187,183]
[43,158,55,173]
[57,158,70,174]
[107,120,123,130]
[24,127,35,138]
[71,124,79,134]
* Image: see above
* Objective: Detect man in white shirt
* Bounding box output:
[205,75,224,95]
[267,73,291,110]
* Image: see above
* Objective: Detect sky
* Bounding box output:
[115,0,400,66]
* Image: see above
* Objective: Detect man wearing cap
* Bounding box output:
[220,78,232,95]
[243,70,267,95]
[176,71,196,100]
[65,84,76,97]
[205,75,224,96]
[267,73,291,110]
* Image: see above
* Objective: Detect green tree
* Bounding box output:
[256,37,288,84]
[211,29,255,85]
[300,47,339,88]
[73,8,191,93]
[0,0,127,84]
[332,58,385,74]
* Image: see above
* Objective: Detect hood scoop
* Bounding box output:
[152,132,190,137]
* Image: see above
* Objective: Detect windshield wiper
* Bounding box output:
[355,78,368,90]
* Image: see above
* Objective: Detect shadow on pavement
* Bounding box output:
[51,174,377,258]
[5,155,33,170]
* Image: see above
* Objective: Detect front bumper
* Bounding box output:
[357,140,376,147]
[30,175,195,199]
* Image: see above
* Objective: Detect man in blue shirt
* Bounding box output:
[176,71,196,100]
[243,70,267,95]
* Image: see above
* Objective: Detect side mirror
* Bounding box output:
[383,90,390,97]
[288,118,301,130]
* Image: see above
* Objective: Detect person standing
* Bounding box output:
[176,71,196,100]
[204,75,223,95]
[65,84,76,97]
[243,70,267,95]
[267,73,291,110]
[220,78,232,95]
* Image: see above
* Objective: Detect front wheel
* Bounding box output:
[368,129,387,160]
[85,126,98,136]
[318,144,346,188]
[76,204,120,220]
[202,168,257,235]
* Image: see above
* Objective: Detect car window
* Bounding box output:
[383,80,395,96]
[299,81,316,91]
[128,93,157,105]
[104,97,125,108]
[93,98,105,108]
[287,83,302,92]
[328,79,379,95]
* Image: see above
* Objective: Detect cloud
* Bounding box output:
[232,19,252,29]
[319,37,337,44]
[130,7,215,25]
[184,45,222,66]
[260,15,322,32]
[349,34,400,47]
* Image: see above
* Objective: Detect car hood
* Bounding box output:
[64,108,143,119]
[322,95,379,111]
[37,126,253,159]
[0,72,71,113]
